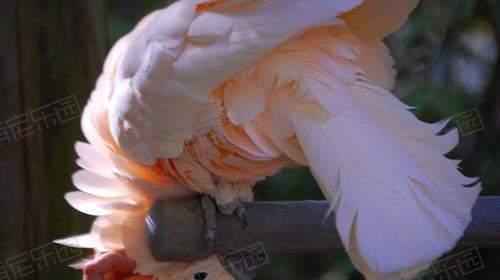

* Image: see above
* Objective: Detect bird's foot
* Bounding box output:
[200,194,217,251]
[217,200,248,229]
[199,195,249,250]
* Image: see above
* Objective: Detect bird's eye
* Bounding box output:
[194,272,208,280]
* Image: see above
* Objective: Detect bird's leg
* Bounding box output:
[217,200,248,228]
[235,202,248,228]
[200,194,248,251]
[200,194,217,251]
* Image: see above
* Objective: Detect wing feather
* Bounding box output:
[108,0,364,164]
[223,18,479,278]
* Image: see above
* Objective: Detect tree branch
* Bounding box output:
[146,196,500,262]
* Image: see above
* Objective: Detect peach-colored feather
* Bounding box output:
[57,1,481,280]
[195,0,268,13]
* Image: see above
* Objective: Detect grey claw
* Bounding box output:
[217,201,248,229]
[235,204,248,229]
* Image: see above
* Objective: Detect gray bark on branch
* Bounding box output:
[147,196,500,262]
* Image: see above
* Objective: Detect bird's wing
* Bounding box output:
[61,0,481,279]
[107,0,364,164]
[222,0,480,278]
[57,8,224,278]
[59,1,369,279]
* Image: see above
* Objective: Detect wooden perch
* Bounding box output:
[146,196,500,262]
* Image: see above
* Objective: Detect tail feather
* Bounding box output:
[291,103,480,278]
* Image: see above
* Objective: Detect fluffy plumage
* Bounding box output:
[56,0,480,279]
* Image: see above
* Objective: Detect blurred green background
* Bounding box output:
[0,0,499,279]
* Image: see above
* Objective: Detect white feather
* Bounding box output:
[108,0,364,164]
[65,192,138,216]
[292,106,480,276]
[54,234,97,249]
[72,170,127,198]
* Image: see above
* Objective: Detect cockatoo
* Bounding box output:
[56,0,481,279]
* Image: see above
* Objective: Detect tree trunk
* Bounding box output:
[0,0,106,279]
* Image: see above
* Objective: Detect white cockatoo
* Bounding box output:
[56,0,481,279]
